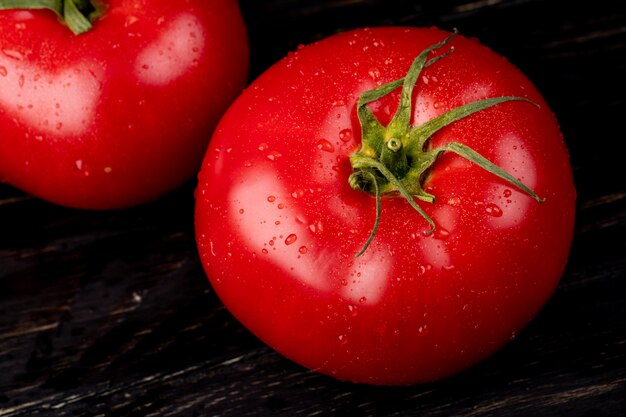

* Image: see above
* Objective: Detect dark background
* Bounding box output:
[1,0,625,415]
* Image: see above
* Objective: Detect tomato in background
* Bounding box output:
[0,0,248,209]
[195,27,575,384]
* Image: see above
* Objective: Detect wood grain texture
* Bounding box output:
[1,0,625,415]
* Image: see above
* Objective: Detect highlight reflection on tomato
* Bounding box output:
[0,0,248,208]
[195,27,575,385]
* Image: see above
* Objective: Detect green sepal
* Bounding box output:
[62,0,91,34]
[353,171,383,258]
[348,30,545,256]
[354,43,460,161]
[387,29,458,139]
[407,96,539,154]
[350,156,435,240]
[437,142,545,203]
[0,0,60,16]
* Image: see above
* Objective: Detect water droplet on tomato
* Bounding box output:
[291,189,304,199]
[417,324,429,336]
[18,74,25,88]
[308,220,323,233]
[348,304,358,316]
[268,239,275,246]
[75,160,83,170]
[285,234,297,245]
[0,66,7,77]
[125,15,139,26]
[239,209,244,214]
[433,101,444,109]
[258,143,269,151]
[434,227,449,240]
[485,203,503,217]
[338,334,349,345]
[339,128,352,142]
[277,203,285,209]
[298,246,308,254]
[266,150,282,160]
[267,195,276,203]
[503,189,512,198]
[2,49,23,61]
[261,248,268,254]
[359,296,367,304]
[317,139,335,152]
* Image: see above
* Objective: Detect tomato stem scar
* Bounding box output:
[348,29,544,257]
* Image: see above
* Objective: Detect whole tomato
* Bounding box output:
[195,27,575,385]
[0,0,248,208]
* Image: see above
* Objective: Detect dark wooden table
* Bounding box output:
[1,0,625,415]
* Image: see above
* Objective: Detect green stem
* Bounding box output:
[351,157,435,239]
[354,41,459,160]
[349,30,545,256]
[354,172,383,258]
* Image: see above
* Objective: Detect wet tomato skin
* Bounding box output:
[195,27,575,385]
[0,0,248,208]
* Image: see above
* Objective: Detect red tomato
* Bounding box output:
[195,27,575,385]
[0,0,248,209]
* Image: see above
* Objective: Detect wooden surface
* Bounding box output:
[1,0,626,415]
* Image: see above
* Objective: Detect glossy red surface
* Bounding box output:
[195,27,576,384]
[0,0,248,208]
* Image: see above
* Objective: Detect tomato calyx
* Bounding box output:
[349,30,545,257]
[0,0,105,35]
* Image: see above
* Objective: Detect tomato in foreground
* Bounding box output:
[0,0,248,208]
[195,27,576,385]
